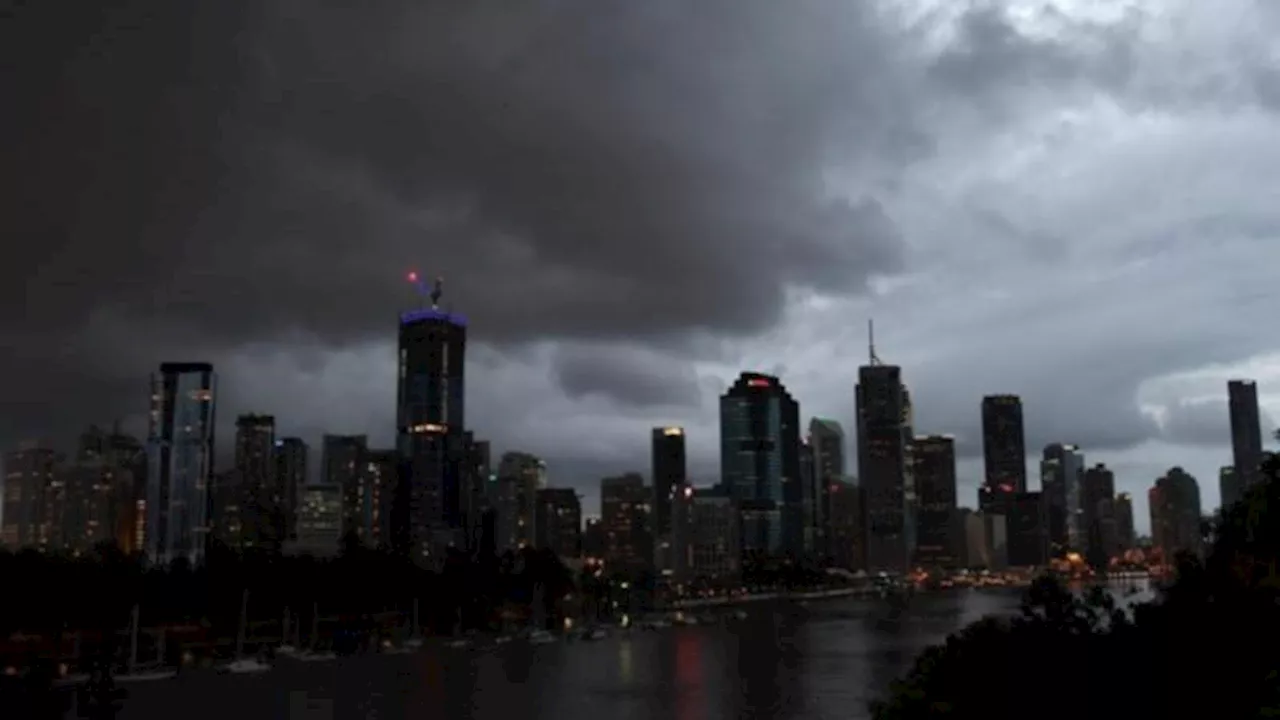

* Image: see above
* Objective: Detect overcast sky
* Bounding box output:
[5,0,1280,531]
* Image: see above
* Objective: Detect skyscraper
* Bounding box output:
[495,451,544,551]
[1114,492,1136,551]
[1150,467,1203,562]
[273,437,308,542]
[232,414,277,551]
[1228,380,1264,491]
[395,286,467,561]
[1081,463,1116,568]
[980,395,1026,511]
[600,473,653,574]
[1040,443,1085,557]
[323,434,367,544]
[651,427,687,539]
[856,331,913,573]
[911,435,958,568]
[808,418,845,562]
[652,426,687,573]
[145,362,216,566]
[0,445,58,549]
[719,372,802,558]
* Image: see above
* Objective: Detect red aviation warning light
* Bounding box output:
[407,270,419,283]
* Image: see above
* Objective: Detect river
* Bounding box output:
[104,587,1056,720]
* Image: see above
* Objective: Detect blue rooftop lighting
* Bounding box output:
[400,308,467,326]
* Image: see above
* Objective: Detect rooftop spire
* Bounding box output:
[868,318,882,366]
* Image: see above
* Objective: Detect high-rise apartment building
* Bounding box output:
[857,348,914,573]
[1150,467,1203,562]
[292,484,342,558]
[980,395,1027,512]
[1228,380,1264,491]
[534,487,582,561]
[1,446,58,549]
[911,435,958,568]
[357,449,398,549]
[230,414,277,551]
[395,288,468,561]
[495,451,545,551]
[146,362,216,566]
[600,473,653,574]
[719,372,802,558]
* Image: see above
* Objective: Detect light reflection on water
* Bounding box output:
[113,582,1150,720]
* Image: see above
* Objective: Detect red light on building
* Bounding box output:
[998,483,1014,493]
[747,378,771,388]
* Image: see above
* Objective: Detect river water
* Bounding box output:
[108,588,1049,720]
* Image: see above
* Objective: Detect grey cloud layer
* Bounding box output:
[3,0,922,442]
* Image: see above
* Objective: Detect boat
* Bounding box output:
[402,599,424,650]
[115,605,177,683]
[529,630,557,645]
[217,590,272,675]
[446,639,470,649]
[494,635,513,645]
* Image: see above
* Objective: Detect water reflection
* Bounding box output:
[116,591,1038,720]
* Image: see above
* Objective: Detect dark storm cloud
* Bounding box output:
[2,0,911,443]
[552,344,702,409]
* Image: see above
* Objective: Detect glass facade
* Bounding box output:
[146,363,216,565]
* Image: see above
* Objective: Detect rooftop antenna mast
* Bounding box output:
[430,276,443,309]
[868,318,882,366]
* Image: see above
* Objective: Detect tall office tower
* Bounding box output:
[651,426,687,538]
[1040,443,1085,557]
[460,436,492,553]
[77,426,148,553]
[1113,492,1136,551]
[1228,379,1265,491]
[357,449,397,549]
[1081,463,1116,567]
[600,473,654,575]
[146,362,216,566]
[534,487,582,560]
[911,435,958,568]
[1006,491,1048,567]
[1149,467,1204,562]
[856,326,914,574]
[395,279,468,562]
[1219,466,1244,513]
[1,445,58,549]
[808,418,845,563]
[273,437,308,542]
[494,451,545,551]
[980,395,1027,513]
[826,478,863,570]
[719,372,802,558]
[323,434,368,545]
[232,414,277,551]
[798,438,817,558]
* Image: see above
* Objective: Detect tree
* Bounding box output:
[873,455,1280,719]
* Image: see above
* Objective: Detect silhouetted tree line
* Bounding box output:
[0,541,576,643]
[874,453,1280,719]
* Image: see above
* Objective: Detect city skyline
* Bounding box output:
[6,1,1280,533]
